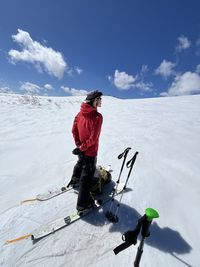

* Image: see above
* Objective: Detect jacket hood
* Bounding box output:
[80,102,97,117]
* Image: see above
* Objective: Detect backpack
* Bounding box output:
[90,165,112,195]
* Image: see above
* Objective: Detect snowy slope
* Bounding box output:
[0,93,200,267]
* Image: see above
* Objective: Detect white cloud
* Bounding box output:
[155,59,176,79]
[66,66,83,76]
[137,65,152,91]
[61,86,70,93]
[109,68,153,92]
[44,84,53,90]
[0,86,14,94]
[140,64,149,75]
[196,64,200,74]
[61,86,88,96]
[176,35,191,51]
[107,75,112,81]
[161,71,200,96]
[113,70,136,90]
[159,92,168,97]
[66,68,74,76]
[135,81,153,92]
[75,66,83,75]
[9,29,67,79]
[20,82,41,95]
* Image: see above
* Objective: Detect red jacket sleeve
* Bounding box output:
[72,115,81,147]
[79,114,103,151]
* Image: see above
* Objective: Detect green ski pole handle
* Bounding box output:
[145,208,159,221]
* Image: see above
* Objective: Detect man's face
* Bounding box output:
[94,97,102,108]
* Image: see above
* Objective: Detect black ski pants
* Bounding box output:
[71,154,96,209]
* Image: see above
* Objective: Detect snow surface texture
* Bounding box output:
[0,93,199,267]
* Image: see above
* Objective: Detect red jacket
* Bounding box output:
[72,102,103,157]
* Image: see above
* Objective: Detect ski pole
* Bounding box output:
[106,147,131,218]
[113,208,159,266]
[106,151,139,223]
[133,214,152,267]
[134,208,159,267]
[113,151,139,222]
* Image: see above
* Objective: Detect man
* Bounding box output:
[69,90,103,212]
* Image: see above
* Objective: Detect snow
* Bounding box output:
[0,93,200,267]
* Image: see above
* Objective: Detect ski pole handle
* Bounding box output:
[116,147,131,183]
[118,147,131,160]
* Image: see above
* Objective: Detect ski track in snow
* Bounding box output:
[0,93,200,267]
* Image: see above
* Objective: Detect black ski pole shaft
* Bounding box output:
[113,151,139,220]
[116,147,132,184]
[108,147,131,212]
[134,237,145,267]
[124,151,139,189]
[134,209,158,266]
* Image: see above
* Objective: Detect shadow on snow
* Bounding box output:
[80,189,192,267]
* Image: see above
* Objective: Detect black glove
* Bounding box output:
[72,148,84,156]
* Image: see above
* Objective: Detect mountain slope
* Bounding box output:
[0,93,199,267]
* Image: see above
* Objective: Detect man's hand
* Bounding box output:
[72,147,84,156]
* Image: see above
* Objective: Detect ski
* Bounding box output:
[36,186,75,201]
[32,182,125,241]
[21,186,74,203]
[6,183,125,244]
[21,165,113,203]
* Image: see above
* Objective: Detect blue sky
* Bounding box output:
[0,0,200,99]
